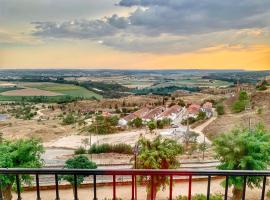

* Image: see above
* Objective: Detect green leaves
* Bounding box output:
[0,138,44,187]
[61,155,97,186]
[213,124,270,189]
[135,136,183,195]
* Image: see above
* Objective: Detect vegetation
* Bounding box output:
[156,118,171,129]
[88,143,133,154]
[175,194,222,200]
[9,105,37,120]
[213,124,270,200]
[32,83,102,99]
[0,86,22,93]
[87,115,119,135]
[62,113,76,125]
[0,95,80,103]
[135,136,183,200]
[0,138,44,200]
[128,117,143,128]
[147,120,157,133]
[256,80,268,91]
[232,90,249,113]
[133,85,200,95]
[216,103,225,115]
[61,155,97,195]
[74,146,87,155]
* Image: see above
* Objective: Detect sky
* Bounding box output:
[0,0,270,70]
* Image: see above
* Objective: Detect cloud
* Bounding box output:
[0,30,42,46]
[31,0,270,53]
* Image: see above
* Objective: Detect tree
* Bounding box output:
[61,155,97,196]
[216,103,225,115]
[238,90,248,101]
[213,124,270,200]
[181,131,199,151]
[147,121,156,133]
[62,113,76,125]
[0,138,44,200]
[132,117,143,128]
[135,136,183,200]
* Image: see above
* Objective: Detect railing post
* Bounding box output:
[36,174,41,200]
[0,179,3,200]
[55,174,60,200]
[16,175,22,200]
[169,175,173,200]
[132,175,135,200]
[188,175,192,200]
[93,175,97,200]
[261,176,267,200]
[151,176,154,200]
[224,176,229,200]
[113,175,116,200]
[73,174,79,200]
[207,176,211,200]
[242,176,247,200]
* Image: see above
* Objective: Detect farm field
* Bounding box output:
[26,83,102,99]
[0,82,102,101]
[1,88,63,96]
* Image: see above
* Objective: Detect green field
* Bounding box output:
[152,78,232,88]
[27,83,102,99]
[0,86,22,93]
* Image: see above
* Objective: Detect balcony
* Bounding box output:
[0,169,269,200]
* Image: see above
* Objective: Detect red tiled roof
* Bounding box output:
[123,107,150,121]
[159,105,182,118]
[143,106,165,120]
[203,102,213,110]
[188,104,201,114]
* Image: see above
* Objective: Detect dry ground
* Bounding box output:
[203,90,270,140]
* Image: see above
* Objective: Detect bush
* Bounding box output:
[74,146,87,155]
[62,113,76,125]
[232,100,247,113]
[216,103,225,115]
[88,143,132,154]
[175,194,222,200]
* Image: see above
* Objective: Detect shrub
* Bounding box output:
[216,103,225,115]
[175,194,222,200]
[88,143,132,154]
[74,146,87,155]
[62,113,76,125]
[232,100,247,113]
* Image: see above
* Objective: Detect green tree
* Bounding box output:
[147,120,156,133]
[216,103,225,115]
[62,113,76,125]
[135,136,183,200]
[196,111,206,120]
[61,155,97,196]
[213,124,270,200]
[0,138,44,200]
[238,90,248,101]
[133,117,143,128]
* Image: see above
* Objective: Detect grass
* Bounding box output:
[0,95,78,103]
[0,86,22,93]
[27,83,102,99]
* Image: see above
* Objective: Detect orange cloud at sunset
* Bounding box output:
[0,44,269,70]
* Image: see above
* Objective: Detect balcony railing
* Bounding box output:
[0,168,269,200]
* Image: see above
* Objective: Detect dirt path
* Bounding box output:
[191,116,217,144]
